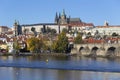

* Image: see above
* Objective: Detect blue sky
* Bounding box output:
[0,0,120,27]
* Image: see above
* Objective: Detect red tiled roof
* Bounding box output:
[0,26,9,29]
[96,25,120,28]
[69,22,94,27]
[4,31,14,35]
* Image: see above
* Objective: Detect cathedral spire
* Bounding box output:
[14,20,18,26]
[104,20,109,26]
[59,13,61,19]
[67,15,71,24]
[61,9,66,19]
[62,9,65,16]
[55,12,58,23]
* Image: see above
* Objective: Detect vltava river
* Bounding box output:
[0,56,120,80]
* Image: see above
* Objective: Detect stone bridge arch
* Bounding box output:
[115,47,120,56]
[92,46,99,51]
[79,47,84,51]
[89,46,99,57]
[71,44,120,57]
[106,47,116,57]
[79,46,90,56]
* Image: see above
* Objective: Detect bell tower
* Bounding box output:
[14,20,18,36]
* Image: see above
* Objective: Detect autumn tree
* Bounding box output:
[52,32,69,53]
[74,33,83,44]
[42,37,51,52]
[26,37,43,53]
[13,40,20,54]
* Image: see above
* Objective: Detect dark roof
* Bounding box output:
[69,18,81,22]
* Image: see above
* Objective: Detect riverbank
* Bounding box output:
[1,63,120,73]
[1,53,77,57]
[1,52,120,59]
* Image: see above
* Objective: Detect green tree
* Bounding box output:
[31,27,35,32]
[62,28,68,33]
[26,37,43,53]
[112,32,118,37]
[46,27,51,33]
[74,33,83,44]
[31,27,37,37]
[51,29,56,34]
[52,32,69,53]
[13,40,20,54]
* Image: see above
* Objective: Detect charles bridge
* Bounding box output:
[71,43,120,57]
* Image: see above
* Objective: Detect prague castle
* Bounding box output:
[1,10,120,37]
[13,10,94,36]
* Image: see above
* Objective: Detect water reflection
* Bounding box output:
[0,56,120,72]
[0,56,120,80]
[0,67,120,80]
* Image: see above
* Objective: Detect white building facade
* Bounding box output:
[91,26,120,36]
[21,23,67,34]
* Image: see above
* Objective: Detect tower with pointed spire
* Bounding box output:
[104,20,109,26]
[55,9,67,24]
[61,9,66,19]
[14,20,22,36]
[55,12,59,23]
[14,20,18,36]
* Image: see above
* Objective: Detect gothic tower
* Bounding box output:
[55,9,68,24]
[55,12,59,23]
[60,9,67,24]
[14,20,18,36]
[14,20,22,36]
[61,9,66,19]
[104,20,109,26]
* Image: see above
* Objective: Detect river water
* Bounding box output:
[0,56,120,80]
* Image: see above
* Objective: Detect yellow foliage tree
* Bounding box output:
[26,37,43,53]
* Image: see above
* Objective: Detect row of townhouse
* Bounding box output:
[0,31,28,53]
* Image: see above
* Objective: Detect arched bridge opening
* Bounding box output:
[92,47,99,51]
[79,47,84,52]
[106,47,116,57]
[89,46,99,57]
